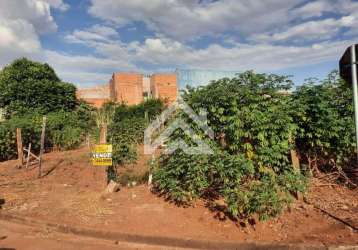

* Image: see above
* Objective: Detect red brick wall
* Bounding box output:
[78,72,177,108]
[150,74,178,104]
[113,73,144,105]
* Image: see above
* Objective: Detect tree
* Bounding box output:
[0,58,77,117]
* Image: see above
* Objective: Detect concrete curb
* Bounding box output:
[0,212,353,250]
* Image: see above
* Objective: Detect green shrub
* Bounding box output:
[51,126,82,150]
[108,99,164,166]
[112,99,164,123]
[0,114,43,161]
[0,124,16,160]
[152,71,308,220]
[292,71,355,173]
[0,107,96,161]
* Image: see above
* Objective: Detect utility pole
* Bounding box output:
[351,45,358,163]
[340,44,358,165]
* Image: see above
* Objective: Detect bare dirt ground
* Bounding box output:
[0,147,357,249]
[0,219,195,250]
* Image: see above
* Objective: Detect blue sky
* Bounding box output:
[0,0,357,88]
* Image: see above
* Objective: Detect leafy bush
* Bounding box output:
[0,114,42,160]
[108,99,164,165]
[152,72,307,220]
[0,124,16,160]
[292,71,355,174]
[0,58,77,117]
[112,99,164,123]
[0,106,96,161]
[110,118,147,165]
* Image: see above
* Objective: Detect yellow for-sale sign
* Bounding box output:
[92,144,112,166]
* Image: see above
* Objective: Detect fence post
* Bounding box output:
[25,143,32,169]
[99,123,108,186]
[100,123,107,144]
[16,128,23,167]
[38,116,47,178]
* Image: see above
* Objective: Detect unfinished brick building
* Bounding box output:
[77,72,178,107]
[150,73,178,104]
[76,84,110,108]
[109,73,144,106]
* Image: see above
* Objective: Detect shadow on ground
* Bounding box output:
[0,199,5,209]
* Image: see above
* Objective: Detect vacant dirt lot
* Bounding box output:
[0,147,357,248]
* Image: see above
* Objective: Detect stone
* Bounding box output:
[105,180,120,193]
[341,205,349,210]
[18,203,28,211]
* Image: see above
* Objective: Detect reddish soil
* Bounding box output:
[0,147,357,248]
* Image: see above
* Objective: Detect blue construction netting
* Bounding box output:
[176,69,240,89]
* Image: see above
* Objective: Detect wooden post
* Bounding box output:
[99,124,108,186]
[38,116,47,178]
[86,134,91,149]
[290,148,302,200]
[99,123,107,144]
[25,143,31,169]
[16,128,23,167]
[289,134,302,200]
[290,149,300,171]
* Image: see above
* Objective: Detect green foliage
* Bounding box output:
[0,114,42,160]
[94,101,117,128]
[153,71,307,220]
[0,124,16,160]
[108,99,164,165]
[0,58,77,117]
[75,100,97,131]
[0,106,96,161]
[292,71,355,172]
[110,118,147,165]
[112,99,164,123]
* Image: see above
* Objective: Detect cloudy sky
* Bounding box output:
[0,0,357,87]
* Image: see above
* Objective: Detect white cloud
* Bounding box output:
[130,38,355,72]
[291,0,334,19]
[0,0,58,66]
[292,0,358,19]
[0,0,60,34]
[1,0,358,88]
[63,26,357,72]
[42,0,70,11]
[65,25,119,44]
[0,0,111,87]
[0,19,41,67]
[0,19,40,52]
[252,16,356,43]
[88,0,306,40]
[43,50,137,85]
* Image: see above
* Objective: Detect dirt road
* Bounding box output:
[0,220,199,250]
[0,147,357,248]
